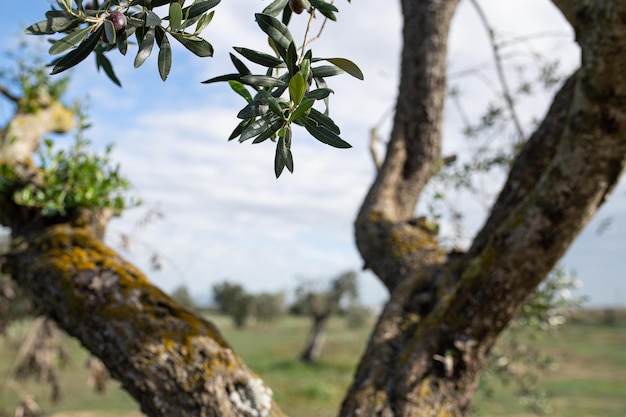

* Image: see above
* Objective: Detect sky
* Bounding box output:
[0,0,624,307]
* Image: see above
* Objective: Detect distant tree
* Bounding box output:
[170,284,197,312]
[211,281,253,328]
[251,292,286,322]
[292,271,358,363]
[343,304,372,330]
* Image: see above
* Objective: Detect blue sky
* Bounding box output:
[1,0,625,307]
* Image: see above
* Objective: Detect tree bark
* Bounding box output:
[3,222,285,417]
[345,1,626,416]
[300,314,329,363]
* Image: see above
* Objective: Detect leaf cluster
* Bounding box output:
[203,10,362,177]
[1,115,139,216]
[25,0,361,176]
[25,0,220,84]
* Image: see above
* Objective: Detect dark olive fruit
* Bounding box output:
[102,10,127,43]
[289,0,305,14]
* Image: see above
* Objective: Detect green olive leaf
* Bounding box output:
[51,25,104,75]
[234,47,284,68]
[169,2,183,31]
[323,57,364,80]
[48,25,92,55]
[289,72,306,106]
[134,26,156,68]
[156,29,172,81]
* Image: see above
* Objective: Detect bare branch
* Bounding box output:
[369,127,383,171]
[0,84,20,104]
[468,0,525,144]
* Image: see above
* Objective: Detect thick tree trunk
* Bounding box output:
[300,314,329,363]
[346,1,626,416]
[3,221,285,417]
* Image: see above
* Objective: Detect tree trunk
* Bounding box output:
[345,1,626,416]
[300,314,329,363]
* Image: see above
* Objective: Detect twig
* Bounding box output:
[469,0,525,143]
[0,84,20,103]
[299,9,317,61]
[300,0,335,51]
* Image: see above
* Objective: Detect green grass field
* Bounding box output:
[1,311,624,417]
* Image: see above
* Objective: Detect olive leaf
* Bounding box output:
[51,25,104,75]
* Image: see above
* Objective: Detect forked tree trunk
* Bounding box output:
[2,1,626,417]
[300,314,329,363]
[343,1,626,416]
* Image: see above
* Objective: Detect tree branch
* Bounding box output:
[354,0,460,291]
[4,223,287,417]
[468,0,525,143]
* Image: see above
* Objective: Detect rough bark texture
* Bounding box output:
[1,1,626,417]
[4,224,284,417]
[345,1,626,416]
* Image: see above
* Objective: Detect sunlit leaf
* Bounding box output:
[262,0,289,16]
[323,57,364,80]
[194,11,214,34]
[134,26,156,68]
[182,0,221,20]
[289,97,314,122]
[289,72,306,105]
[169,2,183,31]
[228,80,253,103]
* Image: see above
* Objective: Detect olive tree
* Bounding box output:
[1,1,625,417]
[292,270,357,362]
